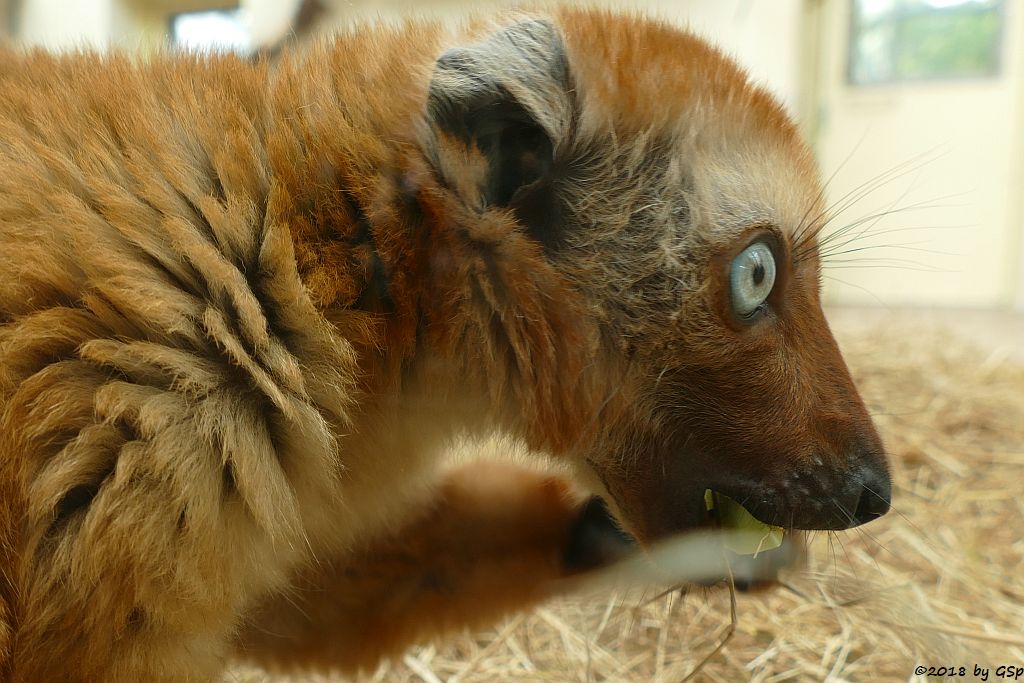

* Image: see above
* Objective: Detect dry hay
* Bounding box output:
[227,317,1024,682]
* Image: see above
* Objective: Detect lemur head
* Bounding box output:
[419,10,890,544]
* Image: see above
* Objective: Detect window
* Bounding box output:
[848,0,1005,85]
[171,8,252,54]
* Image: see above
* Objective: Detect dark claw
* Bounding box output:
[563,497,636,573]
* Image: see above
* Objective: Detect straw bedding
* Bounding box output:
[228,318,1024,682]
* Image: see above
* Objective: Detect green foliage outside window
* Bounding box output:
[849,0,1004,84]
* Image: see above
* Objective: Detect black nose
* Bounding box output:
[851,464,891,526]
[726,454,892,531]
[796,456,892,530]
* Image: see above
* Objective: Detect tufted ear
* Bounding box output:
[426,19,572,249]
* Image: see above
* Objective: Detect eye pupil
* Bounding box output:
[729,240,777,320]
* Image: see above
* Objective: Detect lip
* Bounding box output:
[587,434,887,560]
[695,461,891,531]
[687,487,790,548]
[614,490,799,590]
[685,490,799,588]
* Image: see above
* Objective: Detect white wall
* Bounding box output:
[18,0,115,50]
[1012,16,1024,311]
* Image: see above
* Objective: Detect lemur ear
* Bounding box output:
[427,19,571,248]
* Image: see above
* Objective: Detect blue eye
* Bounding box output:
[730,242,776,318]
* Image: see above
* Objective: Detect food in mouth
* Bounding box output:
[704,490,785,556]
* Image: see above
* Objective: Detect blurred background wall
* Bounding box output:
[3,0,1023,313]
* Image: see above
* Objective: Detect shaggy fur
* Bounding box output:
[0,8,890,681]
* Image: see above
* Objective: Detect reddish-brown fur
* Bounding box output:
[0,8,889,681]
[236,460,587,673]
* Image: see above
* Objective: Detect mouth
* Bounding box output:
[581,486,801,590]
[700,489,798,590]
[703,489,785,555]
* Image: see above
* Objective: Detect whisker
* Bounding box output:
[824,147,949,222]
[864,485,942,556]
[852,523,888,574]
[822,261,953,273]
[819,222,969,250]
[821,275,891,308]
[811,196,970,254]
[798,194,969,263]
[795,146,949,256]
[793,129,873,248]
[820,242,959,262]
[830,497,857,527]
[826,530,839,588]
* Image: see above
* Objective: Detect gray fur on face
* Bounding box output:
[424,16,820,352]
